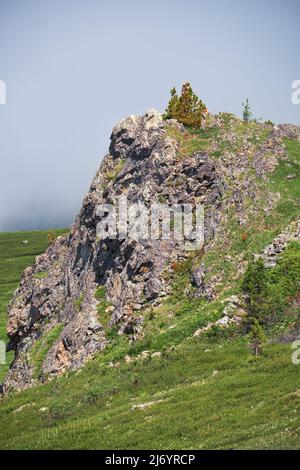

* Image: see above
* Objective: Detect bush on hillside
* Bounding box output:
[242,257,267,321]
[47,231,56,245]
[248,319,266,356]
[242,242,300,328]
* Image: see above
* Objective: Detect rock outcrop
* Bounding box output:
[258,216,300,267]
[3,110,223,392]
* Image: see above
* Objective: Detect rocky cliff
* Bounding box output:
[3,109,300,392]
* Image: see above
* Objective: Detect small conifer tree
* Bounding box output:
[248,319,266,356]
[164,82,207,128]
[242,258,267,321]
[242,98,252,122]
[164,87,179,120]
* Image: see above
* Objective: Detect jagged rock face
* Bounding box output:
[3,110,223,392]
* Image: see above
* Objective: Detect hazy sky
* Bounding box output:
[0,0,299,231]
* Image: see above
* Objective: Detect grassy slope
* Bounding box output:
[0,338,298,449]
[0,122,299,449]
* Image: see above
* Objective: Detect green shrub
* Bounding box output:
[95,286,106,301]
[248,319,266,356]
[242,242,300,328]
[95,286,112,327]
[33,271,48,280]
[242,257,268,321]
[30,323,64,378]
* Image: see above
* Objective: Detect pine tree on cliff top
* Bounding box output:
[164,82,207,128]
[164,86,178,119]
